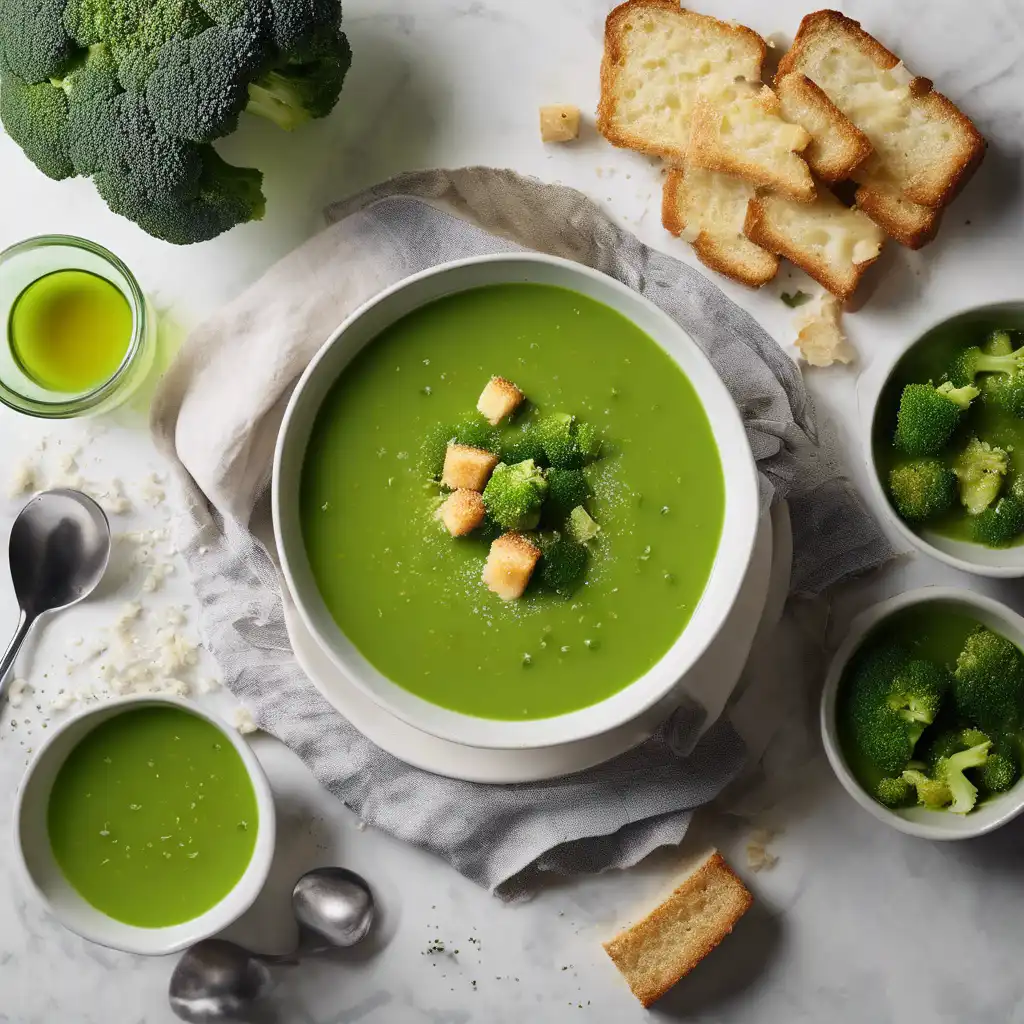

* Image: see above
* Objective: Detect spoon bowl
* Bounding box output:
[293,867,375,949]
[169,939,276,1023]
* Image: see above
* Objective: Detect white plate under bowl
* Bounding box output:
[274,253,761,750]
[282,504,790,784]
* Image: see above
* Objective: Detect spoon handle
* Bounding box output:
[0,611,32,702]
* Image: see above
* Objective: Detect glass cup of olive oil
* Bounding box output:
[0,235,156,418]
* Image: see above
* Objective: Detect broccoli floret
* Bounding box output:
[953,437,1008,515]
[535,413,602,470]
[980,750,1019,795]
[539,536,587,593]
[500,425,546,466]
[575,420,602,462]
[936,740,992,814]
[954,627,1024,732]
[972,494,1024,548]
[901,768,953,809]
[545,468,589,520]
[482,460,548,532]
[0,0,77,84]
[948,344,1024,387]
[894,381,978,456]
[875,776,913,808]
[566,505,601,544]
[888,458,956,522]
[887,659,948,726]
[0,70,73,179]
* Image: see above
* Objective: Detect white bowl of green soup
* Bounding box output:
[15,696,275,955]
[274,254,760,749]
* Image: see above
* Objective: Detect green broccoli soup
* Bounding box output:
[299,283,726,720]
[47,706,258,927]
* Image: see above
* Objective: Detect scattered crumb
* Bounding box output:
[7,678,29,708]
[539,104,581,143]
[8,460,39,498]
[794,295,854,368]
[140,473,166,507]
[746,827,779,872]
[233,706,258,734]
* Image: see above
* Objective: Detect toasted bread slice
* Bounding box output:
[744,189,885,300]
[688,82,815,202]
[776,72,871,183]
[854,179,942,249]
[603,850,753,1007]
[662,164,779,288]
[597,0,765,162]
[776,11,984,208]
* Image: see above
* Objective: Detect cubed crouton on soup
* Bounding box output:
[439,489,486,537]
[482,532,541,601]
[442,443,499,491]
[476,376,525,426]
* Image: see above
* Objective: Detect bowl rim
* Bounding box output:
[820,585,1024,840]
[272,252,760,749]
[13,694,276,955]
[864,299,1024,578]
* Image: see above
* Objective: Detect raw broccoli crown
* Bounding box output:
[482,460,548,531]
[887,659,947,725]
[535,413,602,470]
[875,775,912,808]
[954,627,1024,732]
[539,536,587,592]
[948,344,1024,387]
[894,382,977,457]
[953,438,1008,515]
[0,0,77,83]
[972,495,1024,548]
[0,67,73,180]
[545,468,589,518]
[888,458,956,522]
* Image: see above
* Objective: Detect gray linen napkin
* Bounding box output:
[152,168,892,898]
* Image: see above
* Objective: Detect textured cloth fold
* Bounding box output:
[152,168,892,897]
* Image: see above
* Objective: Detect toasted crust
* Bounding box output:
[597,0,766,161]
[776,10,985,209]
[744,190,884,300]
[439,489,486,537]
[603,851,753,1007]
[687,85,815,202]
[776,72,871,183]
[661,165,779,288]
[855,180,942,248]
[482,532,541,601]
[477,376,525,425]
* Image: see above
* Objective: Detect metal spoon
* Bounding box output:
[0,489,110,704]
[169,868,375,1022]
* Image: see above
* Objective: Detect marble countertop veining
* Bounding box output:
[0,1,1022,1021]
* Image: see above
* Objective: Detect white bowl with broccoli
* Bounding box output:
[867,301,1024,577]
[822,587,1024,840]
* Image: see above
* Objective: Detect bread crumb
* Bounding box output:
[745,827,779,872]
[794,295,854,367]
[8,460,39,498]
[540,104,581,143]
[7,678,29,708]
[233,706,257,734]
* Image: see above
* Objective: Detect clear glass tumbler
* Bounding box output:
[0,235,156,418]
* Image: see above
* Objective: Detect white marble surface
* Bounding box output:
[1,0,1023,1020]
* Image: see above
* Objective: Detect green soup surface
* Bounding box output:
[300,283,726,720]
[47,706,259,928]
[9,269,132,393]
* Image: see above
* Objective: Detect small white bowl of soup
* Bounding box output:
[274,254,761,750]
[14,695,275,955]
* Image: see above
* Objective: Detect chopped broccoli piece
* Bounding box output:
[888,458,956,522]
[539,536,587,593]
[876,776,913,808]
[985,330,1015,357]
[545,468,589,520]
[954,626,1024,732]
[972,494,1024,547]
[575,420,602,462]
[953,438,1008,515]
[936,740,992,814]
[901,768,953,809]
[980,750,1019,795]
[535,413,602,470]
[482,460,548,532]
[894,381,979,456]
[566,505,601,544]
[887,659,947,725]
[948,344,1024,388]
[500,425,546,466]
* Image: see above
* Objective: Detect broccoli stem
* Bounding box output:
[246,72,313,131]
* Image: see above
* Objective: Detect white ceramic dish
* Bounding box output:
[273,253,760,751]
[865,301,1024,578]
[821,586,1024,840]
[284,503,790,784]
[14,695,276,956]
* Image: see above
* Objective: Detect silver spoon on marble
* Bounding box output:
[0,489,110,706]
[169,867,375,1022]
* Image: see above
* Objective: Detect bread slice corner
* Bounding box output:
[603,849,753,1007]
[662,164,779,288]
[855,179,943,249]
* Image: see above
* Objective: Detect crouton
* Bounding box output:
[603,850,753,1007]
[476,376,525,425]
[854,178,943,249]
[776,10,985,209]
[662,164,779,288]
[482,532,541,601]
[442,444,499,492]
[597,0,766,162]
[439,489,486,537]
[775,72,871,183]
[540,105,581,142]
[744,188,884,300]
[688,81,815,202]
[794,294,855,367]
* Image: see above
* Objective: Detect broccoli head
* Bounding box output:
[482,460,549,532]
[500,425,547,466]
[948,344,1024,388]
[952,437,1008,515]
[972,494,1024,548]
[535,413,603,470]
[980,749,1020,795]
[894,381,978,456]
[0,68,73,179]
[539,536,587,593]
[888,458,956,523]
[954,627,1024,732]
[0,0,77,83]
[875,775,913,808]
[545,468,589,520]
[887,659,948,725]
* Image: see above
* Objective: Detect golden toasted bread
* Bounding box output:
[854,179,943,249]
